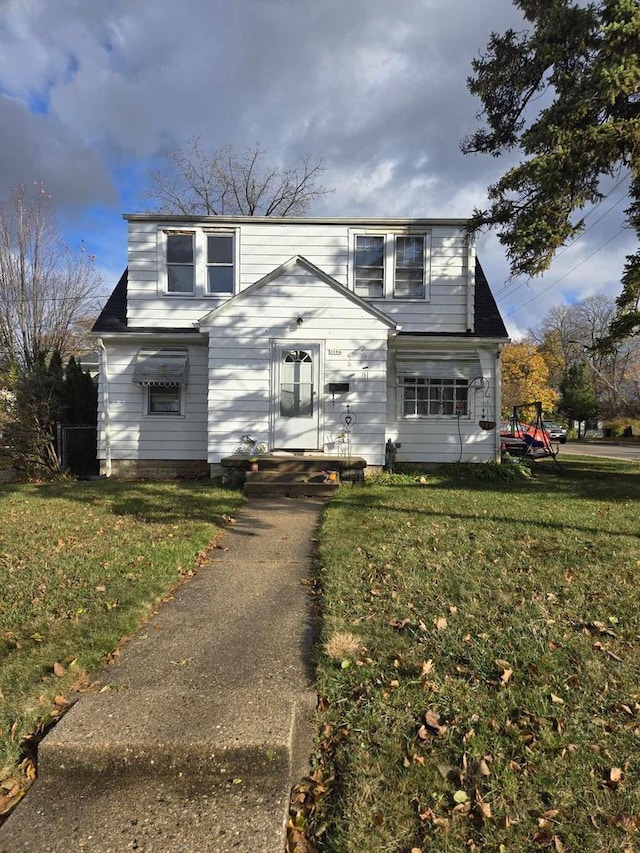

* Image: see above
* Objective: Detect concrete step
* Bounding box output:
[245,470,334,484]
[2,689,316,853]
[244,480,338,497]
[2,771,290,852]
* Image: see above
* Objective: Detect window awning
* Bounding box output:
[133,348,189,386]
[395,352,482,380]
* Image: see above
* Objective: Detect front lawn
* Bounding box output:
[0,479,244,815]
[311,457,640,852]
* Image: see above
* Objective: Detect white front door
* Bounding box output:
[272,343,321,449]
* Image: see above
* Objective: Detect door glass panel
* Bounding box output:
[280,350,313,418]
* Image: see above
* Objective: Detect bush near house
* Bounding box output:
[309,458,640,853]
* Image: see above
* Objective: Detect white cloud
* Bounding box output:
[0,0,633,321]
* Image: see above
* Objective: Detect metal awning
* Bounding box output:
[395,351,482,380]
[133,348,189,386]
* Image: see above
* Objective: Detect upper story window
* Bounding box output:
[166,232,195,295]
[207,233,234,294]
[351,230,430,300]
[355,235,385,298]
[395,236,425,298]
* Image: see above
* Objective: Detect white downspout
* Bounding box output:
[495,344,504,461]
[97,339,111,477]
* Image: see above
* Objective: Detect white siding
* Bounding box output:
[203,266,391,465]
[126,220,472,334]
[97,341,208,461]
[385,347,501,464]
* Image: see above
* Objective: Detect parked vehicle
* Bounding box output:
[531,421,567,443]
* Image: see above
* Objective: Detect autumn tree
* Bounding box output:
[530,294,640,416]
[462,0,640,344]
[147,138,332,217]
[0,183,103,371]
[501,341,558,418]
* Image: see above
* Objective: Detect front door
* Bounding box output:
[272,343,321,449]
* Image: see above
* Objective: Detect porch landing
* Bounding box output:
[220,453,366,497]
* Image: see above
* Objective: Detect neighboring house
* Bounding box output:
[91,215,509,477]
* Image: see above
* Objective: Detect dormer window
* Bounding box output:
[395,236,425,298]
[206,233,234,294]
[166,232,194,294]
[351,230,430,300]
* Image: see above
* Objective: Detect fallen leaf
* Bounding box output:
[435,616,448,630]
[478,758,491,777]
[501,668,514,685]
[550,693,564,705]
[53,661,66,677]
[453,790,469,804]
[476,796,492,820]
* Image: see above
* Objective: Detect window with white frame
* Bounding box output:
[402,377,468,417]
[352,231,430,299]
[206,232,235,294]
[166,232,195,294]
[147,384,182,415]
[354,235,385,298]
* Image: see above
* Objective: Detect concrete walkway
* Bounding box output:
[0,497,323,853]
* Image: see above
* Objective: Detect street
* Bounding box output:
[559,441,640,463]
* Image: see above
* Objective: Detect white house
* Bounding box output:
[92,215,509,478]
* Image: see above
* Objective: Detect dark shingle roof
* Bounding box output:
[92,257,508,340]
[91,269,199,335]
[92,268,128,333]
[474,258,508,338]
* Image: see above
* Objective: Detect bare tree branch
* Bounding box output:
[0,184,103,371]
[146,138,333,217]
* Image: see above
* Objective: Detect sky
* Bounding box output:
[0,0,634,339]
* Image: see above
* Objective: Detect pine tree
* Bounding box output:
[463,0,640,344]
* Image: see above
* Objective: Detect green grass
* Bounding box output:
[0,479,243,805]
[312,457,640,853]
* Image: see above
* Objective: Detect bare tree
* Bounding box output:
[146,138,332,217]
[0,184,103,371]
[530,294,640,418]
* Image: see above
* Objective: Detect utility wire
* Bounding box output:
[505,226,630,317]
[496,181,630,299]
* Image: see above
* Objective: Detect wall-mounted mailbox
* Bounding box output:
[328,382,350,394]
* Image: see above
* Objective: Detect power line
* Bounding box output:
[496,181,630,299]
[504,226,630,318]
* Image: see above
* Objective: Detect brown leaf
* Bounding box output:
[421,659,435,676]
[53,661,66,677]
[435,616,448,630]
[478,758,491,777]
[424,709,447,735]
[476,794,492,820]
[0,790,24,816]
[501,668,514,685]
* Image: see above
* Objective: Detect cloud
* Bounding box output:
[0,0,632,328]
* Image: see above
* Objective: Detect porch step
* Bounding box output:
[244,470,339,497]
[220,453,366,493]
